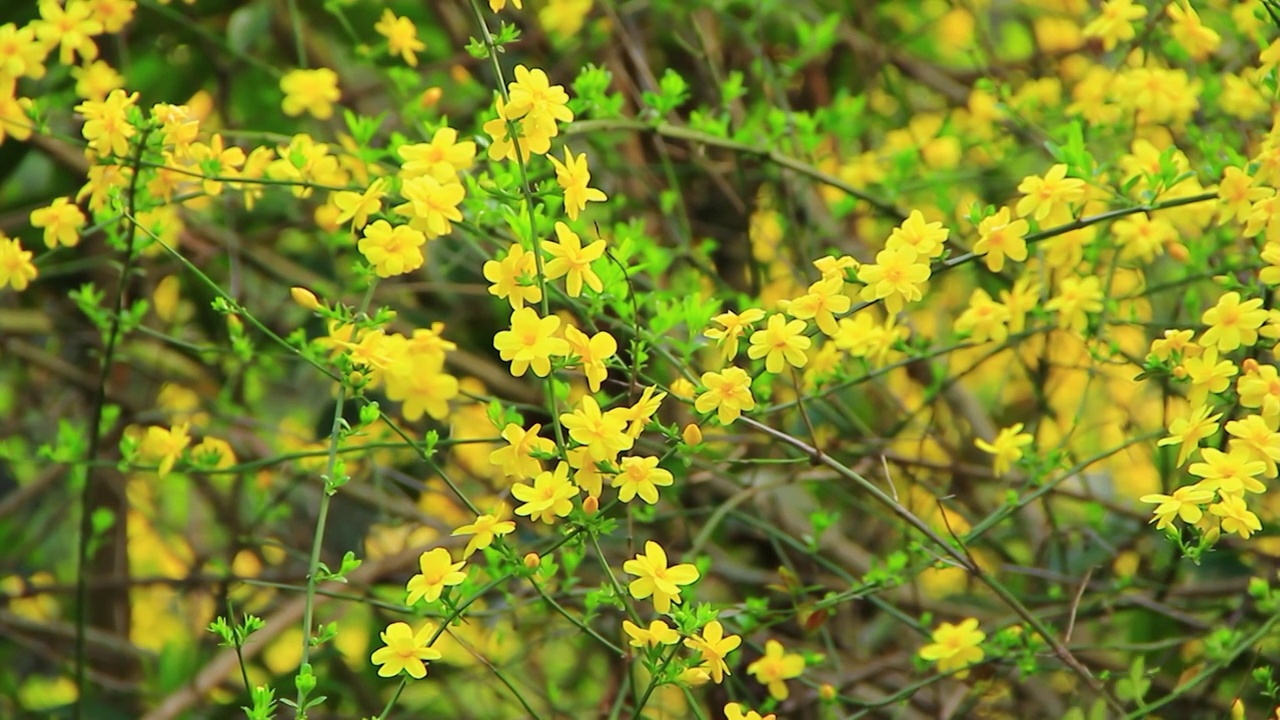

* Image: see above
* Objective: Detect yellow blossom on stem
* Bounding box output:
[619,385,666,438]
[280,68,341,120]
[1141,485,1214,530]
[71,59,123,101]
[138,423,191,478]
[563,325,616,392]
[1210,495,1262,539]
[955,288,1010,344]
[398,126,476,179]
[29,197,85,249]
[395,175,465,238]
[1181,348,1236,409]
[493,307,570,377]
[332,178,386,230]
[1157,404,1221,467]
[0,23,49,85]
[1044,275,1103,334]
[746,639,805,700]
[1225,414,1280,478]
[786,275,850,336]
[1200,291,1267,352]
[370,622,441,678]
[405,547,467,605]
[623,540,699,613]
[549,147,607,220]
[747,313,811,373]
[1168,3,1219,60]
[512,462,579,523]
[705,308,766,361]
[612,455,673,504]
[1082,0,1147,51]
[560,394,633,462]
[885,209,948,259]
[1237,364,1280,425]
[489,0,524,11]
[490,423,556,479]
[622,619,679,647]
[35,0,103,66]
[543,222,604,296]
[375,10,426,67]
[695,367,756,424]
[683,619,740,683]
[1188,447,1266,497]
[75,88,138,157]
[1015,164,1085,222]
[452,504,516,558]
[975,423,1032,476]
[857,246,930,315]
[358,220,426,277]
[503,64,574,128]
[724,703,776,720]
[973,206,1030,272]
[919,618,985,678]
[483,243,543,311]
[1217,167,1270,224]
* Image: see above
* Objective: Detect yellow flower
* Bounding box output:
[452,505,516,558]
[1187,447,1266,497]
[384,356,458,421]
[973,206,1030,273]
[1181,348,1236,409]
[1224,414,1280,478]
[549,147,607,220]
[489,0,524,11]
[705,308,766,361]
[71,59,124,101]
[919,618,985,678]
[358,220,426,277]
[612,455,673,505]
[35,0,103,66]
[138,423,191,478]
[370,622,441,678]
[955,288,1010,344]
[483,243,543,311]
[332,178,386,230]
[623,540,699,613]
[560,394,633,462]
[622,619,680,647]
[493,307,570,377]
[1044,275,1103,334]
[374,10,426,67]
[0,22,48,85]
[1217,167,1270,224]
[724,703,776,720]
[394,175,465,238]
[1157,405,1221,467]
[683,619,740,683]
[543,222,604,296]
[1210,495,1262,539]
[745,639,805,700]
[1015,164,1084,222]
[619,385,665,438]
[398,126,476,179]
[786,275,851,336]
[1237,364,1280,424]
[512,461,579,523]
[857,246,930,315]
[695,367,756,425]
[1140,485,1213,530]
[1200,291,1267,352]
[885,209,948,259]
[1082,0,1147,51]
[563,325,616,392]
[75,88,138,157]
[747,313,811,373]
[1167,2,1220,61]
[280,68,341,120]
[975,423,1032,476]
[503,64,574,129]
[489,423,556,479]
[405,548,467,605]
[29,197,85,249]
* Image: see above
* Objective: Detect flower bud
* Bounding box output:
[420,87,443,108]
[523,552,540,569]
[1167,242,1189,262]
[1242,358,1261,374]
[682,423,703,446]
[669,378,696,400]
[819,683,836,702]
[291,286,322,311]
[582,495,599,514]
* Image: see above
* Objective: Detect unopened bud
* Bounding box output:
[523,552,540,569]
[669,378,696,400]
[1243,358,1261,374]
[1167,242,1189,263]
[420,87,443,108]
[291,286,322,311]
[819,683,836,702]
[1171,365,1187,380]
[682,423,703,446]
[582,495,599,514]
[226,314,243,333]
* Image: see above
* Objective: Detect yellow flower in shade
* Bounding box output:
[695,367,755,425]
[489,423,555,479]
[1157,405,1221,467]
[1015,164,1085,222]
[1199,292,1267,352]
[566,446,604,498]
[955,288,1010,344]
[623,540,699,613]
[563,325,616,392]
[1167,2,1219,61]
[493,307,570,377]
[358,220,426,277]
[705,308,766,361]
[138,423,191,478]
[71,59,123,101]
[549,147,607,220]
[543,222,605,296]
[280,68,340,120]
[973,206,1029,272]
[1044,275,1103,334]
[747,313,811,373]
[1237,364,1280,423]
[612,455,673,504]
[786,275,851,336]
[560,394,633,462]
[622,619,680,648]
[1210,495,1263,539]
[29,197,85,249]
[1140,485,1213,530]
[857,246,930,315]
[452,504,516,558]
[683,619,740,683]
[746,639,805,700]
[1082,0,1147,51]
[374,10,426,67]
[724,703,776,720]
[885,209,948,259]
[1225,414,1280,478]
[483,243,542,311]
[370,622,441,678]
[974,423,1032,476]
[511,462,579,523]
[919,618,985,678]
[405,548,467,605]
